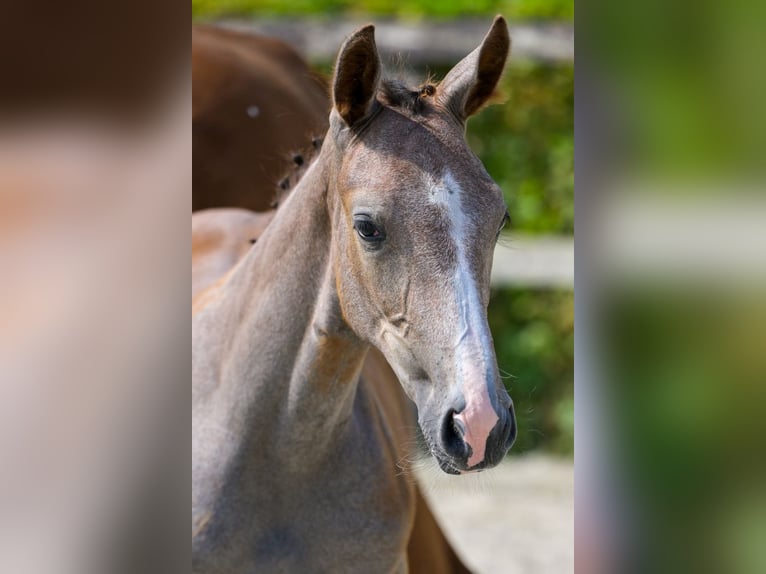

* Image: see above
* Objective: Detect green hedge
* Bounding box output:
[468,64,574,235]
[193,0,573,21]
[488,288,574,455]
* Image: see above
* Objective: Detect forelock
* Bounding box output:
[379,79,437,116]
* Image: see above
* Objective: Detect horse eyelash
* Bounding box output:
[495,210,510,242]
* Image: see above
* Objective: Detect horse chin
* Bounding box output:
[429,444,494,475]
[428,446,471,475]
[434,455,492,475]
[435,457,463,475]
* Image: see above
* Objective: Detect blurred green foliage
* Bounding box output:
[469,64,574,234]
[193,0,573,21]
[488,288,574,455]
[606,288,766,571]
[587,0,766,178]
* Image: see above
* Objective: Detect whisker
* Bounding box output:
[498,367,516,380]
[496,233,515,249]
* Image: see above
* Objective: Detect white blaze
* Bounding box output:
[429,171,498,467]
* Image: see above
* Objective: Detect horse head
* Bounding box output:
[324,17,517,474]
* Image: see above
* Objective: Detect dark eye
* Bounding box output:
[353,218,385,242]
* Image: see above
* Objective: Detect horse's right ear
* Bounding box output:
[333,25,380,127]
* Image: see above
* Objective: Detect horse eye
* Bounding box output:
[353,219,384,242]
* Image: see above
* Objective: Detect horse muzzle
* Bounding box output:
[434,401,517,473]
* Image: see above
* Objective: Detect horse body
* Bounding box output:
[193,159,413,572]
[193,18,515,572]
[193,24,329,212]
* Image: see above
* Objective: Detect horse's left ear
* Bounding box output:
[333,25,381,127]
[437,16,510,121]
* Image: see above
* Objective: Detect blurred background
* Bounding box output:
[192,2,574,572]
[578,0,766,572]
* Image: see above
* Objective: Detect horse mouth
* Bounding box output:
[426,441,469,475]
[427,439,495,475]
[434,456,462,475]
[434,454,491,475]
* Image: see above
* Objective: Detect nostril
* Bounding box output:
[441,409,467,458]
[452,414,465,439]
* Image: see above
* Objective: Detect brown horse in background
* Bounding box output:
[192,24,329,212]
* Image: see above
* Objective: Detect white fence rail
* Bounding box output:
[216,19,574,64]
[491,236,574,288]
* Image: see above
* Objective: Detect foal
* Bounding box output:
[193,17,516,572]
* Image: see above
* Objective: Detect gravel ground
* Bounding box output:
[415,455,573,574]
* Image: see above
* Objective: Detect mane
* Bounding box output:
[270,77,437,206]
[271,135,323,208]
[379,78,437,116]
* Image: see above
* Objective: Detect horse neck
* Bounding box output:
[192,147,369,470]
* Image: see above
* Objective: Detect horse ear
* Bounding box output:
[437,16,510,121]
[332,25,381,127]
